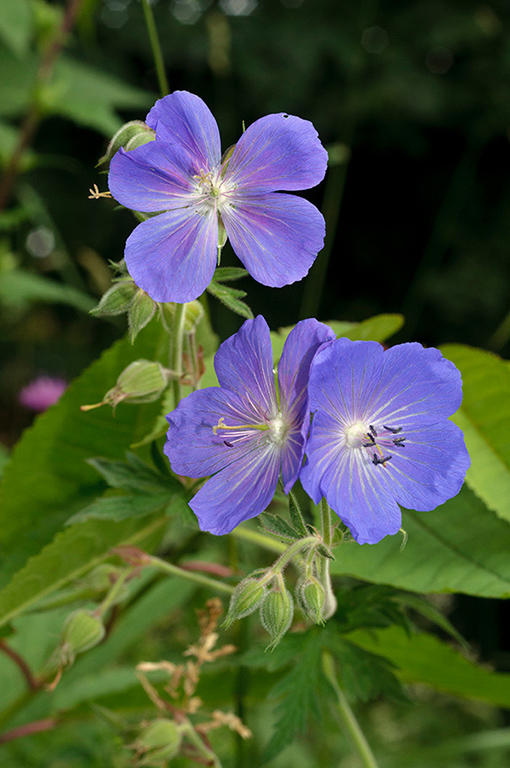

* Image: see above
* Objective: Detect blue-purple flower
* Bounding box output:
[165,316,335,534]
[108,91,328,303]
[300,338,471,545]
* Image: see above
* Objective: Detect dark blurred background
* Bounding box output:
[1,0,509,665]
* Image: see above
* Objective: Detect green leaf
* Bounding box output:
[261,632,327,762]
[0,321,169,589]
[347,624,510,708]
[0,0,33,56]
[0,515,166,629]
[326,639,408,704]
[207,280,254,319]
[66,493,173,525]
[259,512,300,541]
[0,45,36,118]
[49,56,154,136]
[212,267,249,282]
[87,453,180,495]
[0,269,95,312]
[441,344,510,524]
[330,486,510,598]
[328,313,404,342]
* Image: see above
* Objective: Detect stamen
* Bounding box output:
[372,453,392,466]
[393,437,406,447]
[383,425,402,434]
[224,440,234,447]
[369,424,377,437]
[212,416,269,435]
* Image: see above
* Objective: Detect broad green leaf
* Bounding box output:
[328,313,404,341]
[0,0,32,56]
[330,487,510,598]
[0,269,95,312]
[347,624,510,708]
[66,493,173,524]
[87,453,181,494]
[441,344,510,524]
[0,46,36,117]
[0,515,166,629]
[270,313,404,361]
[50,56,154,136]
[0,321,168,588]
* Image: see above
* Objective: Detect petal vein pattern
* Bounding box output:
[301,338,471,545]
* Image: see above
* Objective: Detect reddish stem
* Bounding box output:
[0,718,57,744]
[0,640,40,691]
[180,561,235,578]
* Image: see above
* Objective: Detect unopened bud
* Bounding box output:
[128,289,158,343]
[81,360,168,412]
[296,576,326,624]
[224,577,268,628]
[60,609,105,665]
[90,278,138,317]
[260,585,294,650]
[134,718,182,765]
[98,121,155,166]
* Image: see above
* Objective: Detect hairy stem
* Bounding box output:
[317,498,337,619]
[170,302,186,408]
[149,555,234,595]
[0,641,40,691]
[322,651,379,768]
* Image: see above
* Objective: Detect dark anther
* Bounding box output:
[372,453,392,466]
[362,441,374,448]
[383,425,402,434]
[224,440,234,447]
[283,114,289,118]
[369,424,377,437]
[393,437,406,446]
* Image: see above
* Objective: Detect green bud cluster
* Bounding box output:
[260,582,294,650]
[295,575,326,624]
[223,577,268,627]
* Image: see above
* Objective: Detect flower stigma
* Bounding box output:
[344,421,406,467]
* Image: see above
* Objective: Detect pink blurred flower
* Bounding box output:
[19,376,67,412]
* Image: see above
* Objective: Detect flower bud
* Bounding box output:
[260,585,294,649]
[134,718,182,765]
[98,121,155,166]
[60,609,105,665]
[296,575,326,624]
[81,360,169,412]
[128,289,158,343]
[223,577,268,628]
[90,278,138,317]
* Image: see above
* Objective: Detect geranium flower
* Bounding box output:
[300,338,471,545]
[108,91,328,303]
[165,315,335,534]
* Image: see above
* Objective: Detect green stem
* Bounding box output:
[149,555,234,595]
[182,720,223,767]
[95,568,132,618]
[318,499,337,619]
[322,651,379,768]
[141,0,169,97]
[271,536,317,574]
[170,302,186,408]
[231,526,287,554]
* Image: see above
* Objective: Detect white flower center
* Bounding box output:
[344,421,368,449]
[194,169,235,212]
[269,413,288,445]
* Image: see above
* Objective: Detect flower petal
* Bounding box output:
[109,141,196,212]
[190,443,281,535]
[301,411,402,544]
[213,316,277,418]
[222,193,325,287]
[383,421,470,511]
[146,91,221,171]
[124,208,217,303]
[277,319,335,491]
[165,386,271,478]
[225,113,328,192]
